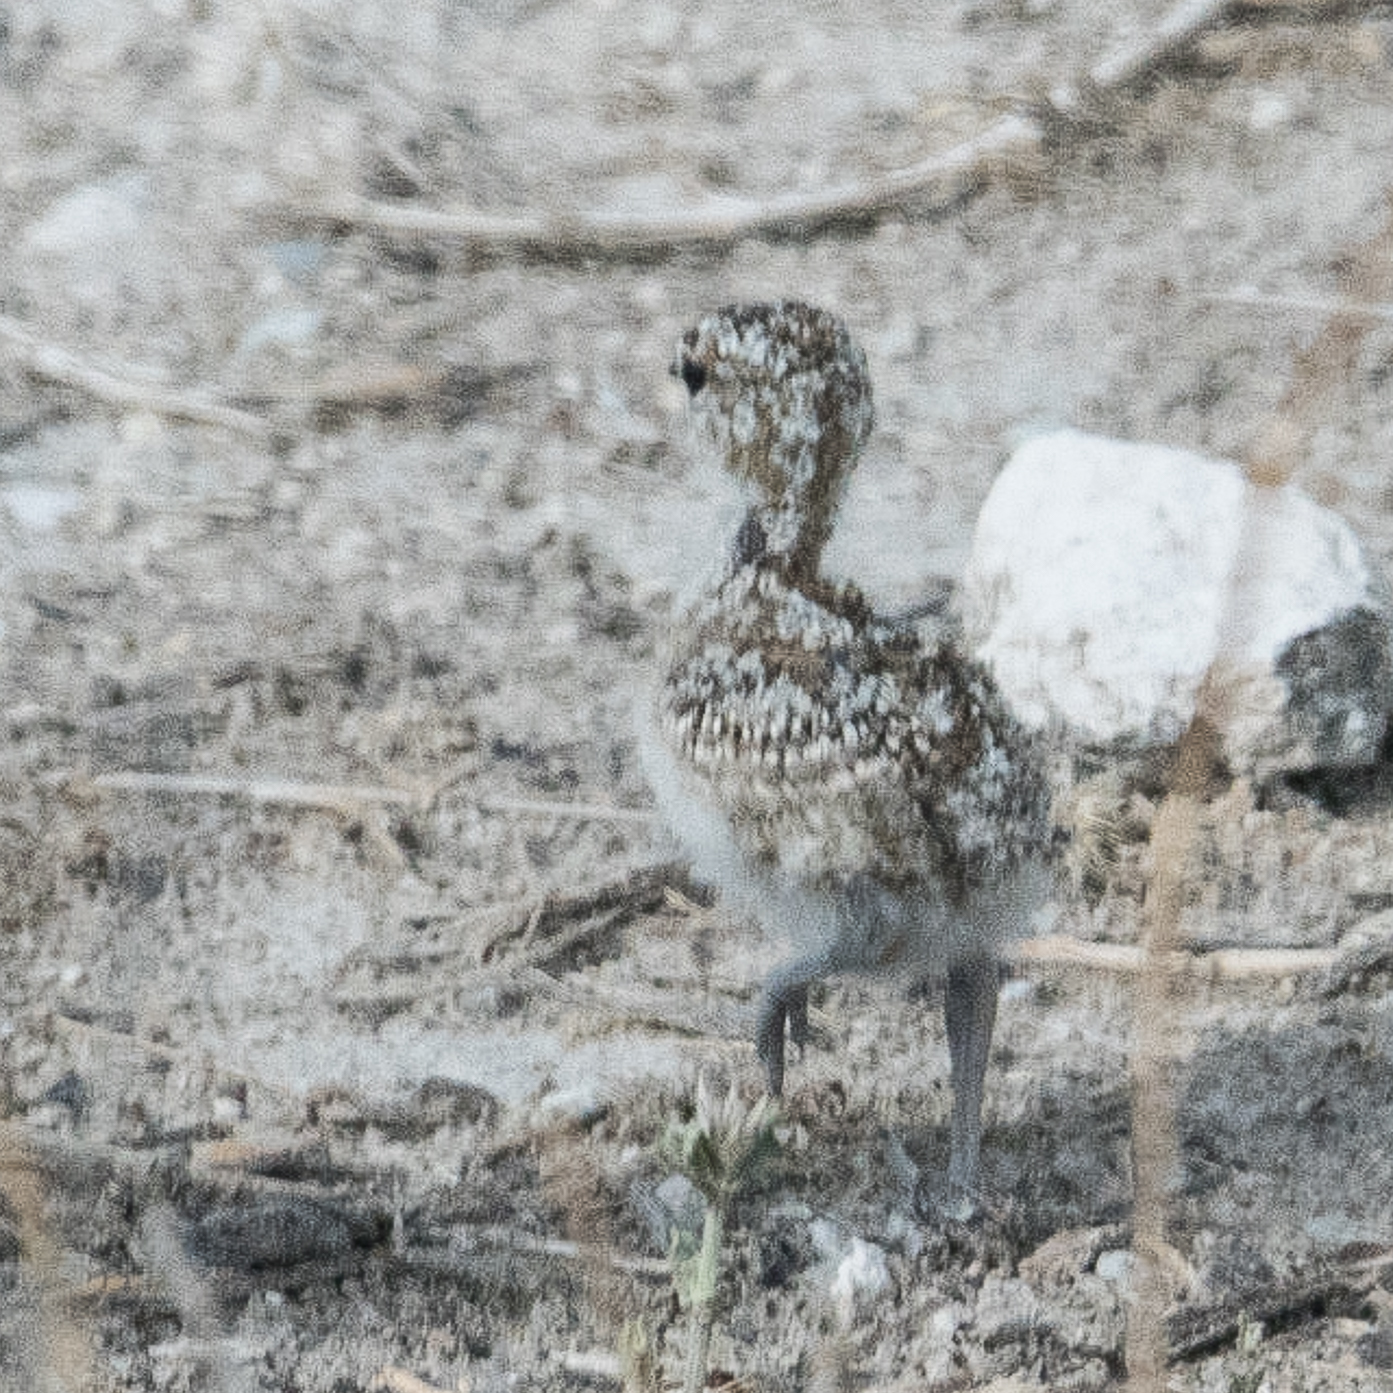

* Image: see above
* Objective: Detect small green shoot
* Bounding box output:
[660,1076,781,1393]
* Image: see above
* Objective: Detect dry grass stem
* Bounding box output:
[473,865,685,960]
[1126,788,1210,1387]
[1081,0,1238,96]
[65,769,656,826]
[282,114,1042,256]
[369,1368,455,1393]
[501,964,749,1038]
[74,769,425,810]
[473,795,658,825]
[0,1125,94,1390]
[334,863,749,1037]
[1019,936,1341,978]
[1124,201,1393,1387]
[278,0,1254,261]
[461,1227,670,1280]
[1202,289,1393,320]
[0,314,271,440]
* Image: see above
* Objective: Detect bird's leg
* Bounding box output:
[942,953,1001,1221]
[754,957,824,1096]
[786,984,811,1050]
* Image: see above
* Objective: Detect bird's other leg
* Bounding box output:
[942,953,1001,1221]
[754,956,824,1096]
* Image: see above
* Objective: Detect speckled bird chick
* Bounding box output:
[642,301,1053,1217]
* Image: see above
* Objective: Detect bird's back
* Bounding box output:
[647,558,1053,971]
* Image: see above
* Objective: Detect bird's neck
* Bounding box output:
[733,497,834,587]
[731,434,848,584]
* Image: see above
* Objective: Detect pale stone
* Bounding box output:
[963,429,1393,776]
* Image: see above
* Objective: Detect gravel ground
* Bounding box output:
[4,1,1393,1389]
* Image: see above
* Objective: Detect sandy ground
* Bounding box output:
[4,1,1393,1389]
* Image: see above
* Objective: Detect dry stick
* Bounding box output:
[1018,936,1340,978]
[1123,204,1393,1390]
[0,1125,94,1390]
[0,2,1248,425]
[370,1367,454,1393]
[62,769,658,825]
[461,1226,670,1280]
[281,0,1243,260]
[82,769,423,810]
[1200,290,1393,321]
[1166,1266,1370,1362]
[474,795,658,826]
[478,863,686,961]
[0,313,270,440]
[1125,722,1222,1390]
[1081,0,1238,96]
[283,113,1041,256]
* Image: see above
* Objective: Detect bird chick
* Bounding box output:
[643,301,1053,1217]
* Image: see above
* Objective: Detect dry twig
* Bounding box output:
[476,864,684,964]
[62,768,656,826]
[0,314,270,439]
[1018,936,1340,978]
[1068,0,1239,102]
[1166,1264,1375,1361]
[286,113,1041,256]
[1123,197,1393,1393]
[473,794,658,825]
[370,1367,455,1393]
[333,864,709,1027]
[78,769,424,810]
[0,1125,95,1389]
[279,0,1253,260]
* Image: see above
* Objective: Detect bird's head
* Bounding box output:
[673,302,873,574]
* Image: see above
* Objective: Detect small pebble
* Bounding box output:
[530,1081,607,1128]
[1249,90,1295,132]
[637,1172,706,1248]
[829,1236,891,1326]
[1094,1249,1134,1283]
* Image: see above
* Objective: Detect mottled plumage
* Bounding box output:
[644,301,1052,1216]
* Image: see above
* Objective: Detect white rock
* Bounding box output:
[963,429,1393,776]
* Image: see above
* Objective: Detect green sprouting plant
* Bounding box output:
[619,1315,661,1393]
[661,1075,781,1393]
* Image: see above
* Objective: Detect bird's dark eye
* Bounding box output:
[680,357,707,396]
[733,512,767,566]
